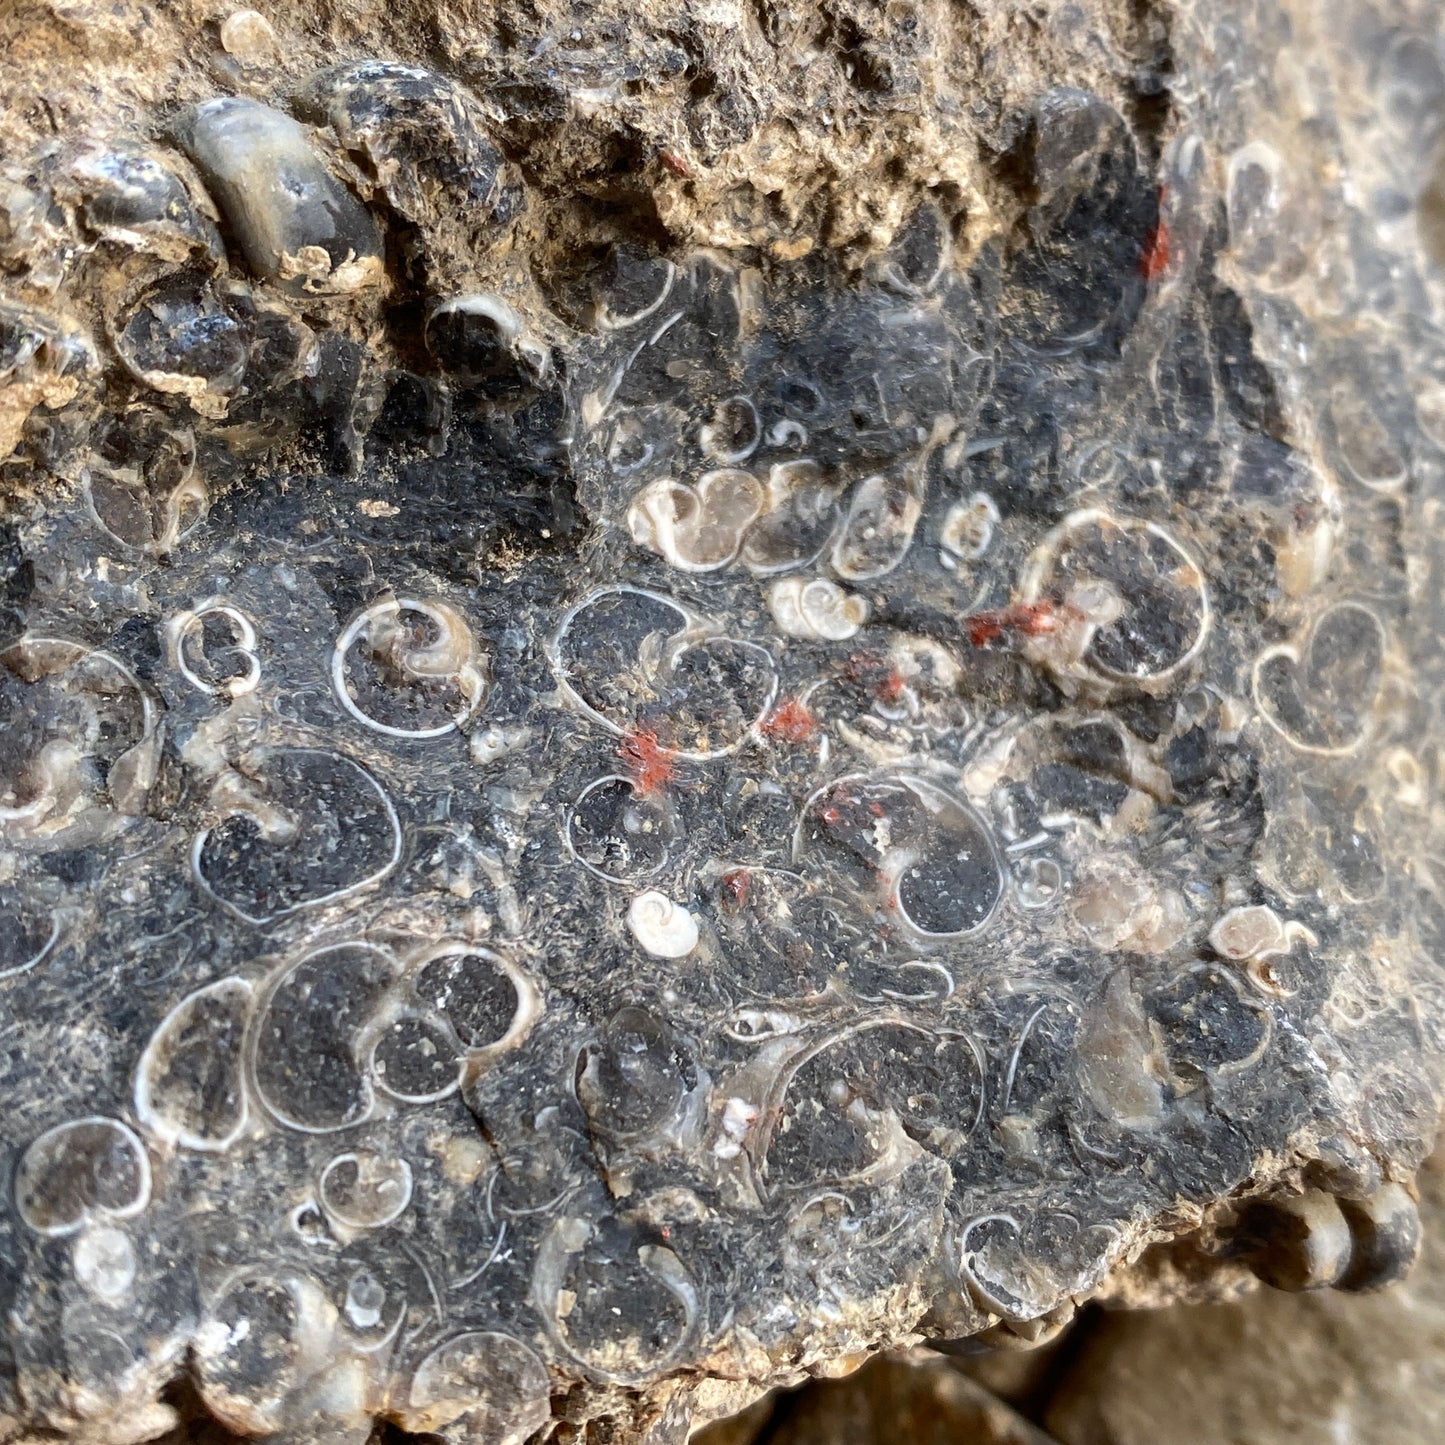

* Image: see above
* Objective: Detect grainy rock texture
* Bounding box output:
[0,0,1443,1441]
[1045,1158,1445,1444]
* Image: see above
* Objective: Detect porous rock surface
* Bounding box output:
[0,0,1443,1440]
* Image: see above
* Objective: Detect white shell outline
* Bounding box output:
[190,747,403,925]
[194,1265,334,1435]
[1251,600,1386,758]
[402,1329,552,1443]
[958,1212,1035,1319]
[83,457,208,555]
[698,394,761,464]
[626,468,765,574]
[793,770,1005,941]
[1329,383,1410,493]
[245,940,399,1135]
[1164,963,1274,1077]
[1013,854,1064,911]
[368,1010,461,1104]
[407,941,543,1064]
[563,773,675,885]
[1016,507,1212,687]
[331,596,486,740]
[134,975,254,1152]
[546,584,779,760]
[830,472,924,582]
[531,1216,701,1386]
[318,1150,415,1231]
[15,1116,153,1238]
[167,604,261,698]
[0,637,160,829]
[749,1016,982,1200]
[739,458,840,577]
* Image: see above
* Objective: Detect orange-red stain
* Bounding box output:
[660,148,691,178]
[964,600,1063,649]
[762,697,817,742]
[844,652,908,705]
[619,727,675,796]
[816,784,852,830]
[877,669,906,704]
[1141,188,1173,281]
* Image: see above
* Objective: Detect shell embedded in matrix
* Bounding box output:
[0,1,1443,1441]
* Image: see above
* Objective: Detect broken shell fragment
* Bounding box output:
[175,98,383,293]
[61,141,223,261]
[1242,1190,1352,1292]
[87,409,206,554]
[0,301,94,458]
[295,61,504,229]
[768,576,869,641]
[112,272,250,416]
[627,889,699,958]
[424,294,550,395]
[589,247,676,330]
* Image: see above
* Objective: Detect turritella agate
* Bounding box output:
[0,1,1442,1441]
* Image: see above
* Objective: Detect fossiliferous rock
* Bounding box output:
[0,0,1443,1440]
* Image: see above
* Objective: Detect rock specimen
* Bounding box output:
[0,0,1442,1441]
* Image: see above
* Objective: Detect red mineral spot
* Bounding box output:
[1141,189,1174,281]
[964,600,1064,649]
[762,697,817,742]
[660,148,691,178]
[619,727,675,796]
[721,868,752,909]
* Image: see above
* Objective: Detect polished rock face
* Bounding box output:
[0,0,1443,1441]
